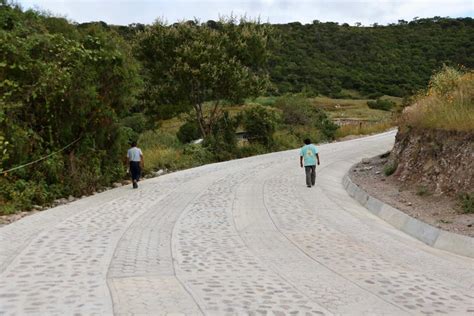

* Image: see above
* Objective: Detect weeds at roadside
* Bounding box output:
[335,121,394,139]
[384,163,398,176]
[459,192,474,214]
[416,186,431,196]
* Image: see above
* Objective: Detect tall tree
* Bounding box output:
[137,18,271,137]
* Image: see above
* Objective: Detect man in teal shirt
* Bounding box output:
[300,138,320,187]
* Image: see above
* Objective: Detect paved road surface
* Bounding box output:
[1,131,473,315]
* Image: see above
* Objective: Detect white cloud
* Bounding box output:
[17,0,474,26]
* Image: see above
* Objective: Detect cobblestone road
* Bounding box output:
[1,131,473,315]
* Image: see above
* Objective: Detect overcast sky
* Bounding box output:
[16,0,474,26]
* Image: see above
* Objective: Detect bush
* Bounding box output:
[182,144,214,166]
[0,5,141,213]
[177,121,201,144]
[121,113,149,134]
[429,65,462,96]
[274,95,312,125]
[384,163,398,176]
[273,130,301,149]
[367,98,396,111]
[204,111,239,160]
[274,95,338,141]
[237,143,268,158]
[241,105,281,147]
[459,192,474,214]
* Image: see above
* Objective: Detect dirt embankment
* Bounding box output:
[350,128,473,237]
[389,129,473,196]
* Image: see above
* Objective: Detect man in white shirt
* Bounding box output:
[127,141,144,189]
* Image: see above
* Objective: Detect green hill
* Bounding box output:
[269,18,474,97]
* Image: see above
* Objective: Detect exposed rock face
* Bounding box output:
[389,129,473,196]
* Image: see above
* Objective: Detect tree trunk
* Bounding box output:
[193,103,207,137]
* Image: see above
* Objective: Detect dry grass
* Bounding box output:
[159,116,185,134]
[400,69,474,131]
[335,121,395,139]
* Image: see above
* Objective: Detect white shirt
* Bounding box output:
[127,147,143,162]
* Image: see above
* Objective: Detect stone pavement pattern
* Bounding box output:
[0,131,473,315]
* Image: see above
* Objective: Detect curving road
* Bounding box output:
[0,131,473,315]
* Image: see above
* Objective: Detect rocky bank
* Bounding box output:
[389,128,473,196]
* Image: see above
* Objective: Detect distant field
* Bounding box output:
[312,96,401,123]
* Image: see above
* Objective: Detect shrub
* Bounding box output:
[0,5,141,212]
[240,105,281,147]
[273,130,300,150]
[182,144,214,166]
[274,95,312,125]
[177,121,201,144]
[120,126,139,145]
[384,163,397,176]
[416,186,431,196]
[120,113,149,134]
[459,192,474,214]
[237,143,268,158]
[367,98,396,111]
[274,95,338,141]
[429,65,462,96]
[204,111,239,160]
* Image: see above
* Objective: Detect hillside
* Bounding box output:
[269,18,474,97]
[113,18,474,98]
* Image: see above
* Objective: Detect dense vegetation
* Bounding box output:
[269,18,473,97]
[1,2,472,215]
[136,19,271,134]
[0,4,142,213]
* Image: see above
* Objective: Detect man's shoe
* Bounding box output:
[133,181,138,189]
[307,185,311,188]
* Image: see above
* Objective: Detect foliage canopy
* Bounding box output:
[136,18,271,136]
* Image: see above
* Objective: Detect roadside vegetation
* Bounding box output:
[0,2,472,215]
[400,66,474,131]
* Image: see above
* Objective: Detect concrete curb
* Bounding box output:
[343,173,474,258]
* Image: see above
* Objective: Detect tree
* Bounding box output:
[241,105,280,147]
[0,4,142,212]
[137,18,271,137]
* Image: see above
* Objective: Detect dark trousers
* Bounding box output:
[129,161,141,182]
[305,165,316,186]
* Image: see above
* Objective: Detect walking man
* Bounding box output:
[300,138,320,188]
[127,141,144,189]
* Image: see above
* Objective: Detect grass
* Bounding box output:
[400,68,474,132]
[158,116,185,134]
[335,121,395,139]
[311,96,397,123]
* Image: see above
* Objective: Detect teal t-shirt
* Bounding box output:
[300,144,318,166]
